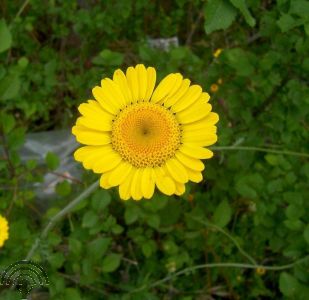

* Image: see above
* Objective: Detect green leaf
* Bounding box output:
[124,205,140,225]
[204,0,237,34]
[45,152,60,170]
[63,288,81,300]
[91,190,111,211]
[92,49,124,66]
[0,73,20,101]
[55,180,71,196]
[279,272,300,296]
[213,200,232,227]
[289,0,309,18]
[277,14,302,32]
[82,211,99,228]
[224,48,254,76]
[102,253,122,273]
[87,237,111,259]
[0,114,15,134]
[147,214,160,229]
[0,19,12,53]
[229,0,256,26]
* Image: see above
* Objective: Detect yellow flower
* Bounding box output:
[256,267,266,276]
[210,84,219,93]
[213,48,222,58]
[0,215,9,247]
[217,78,223,85]
[72,65,219,200]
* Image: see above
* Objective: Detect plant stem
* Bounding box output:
[191,216,257,265]
[25,180,99,260]
[130,256,309,293]
[210,146,309,158]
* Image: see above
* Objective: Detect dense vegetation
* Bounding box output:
[0,0,308,299]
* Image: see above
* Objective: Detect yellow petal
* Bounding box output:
[78,100,113,119]
[175,152,205,171]
[126,66,139,102]
[76,116,112,132]
[92,86,119,115]
[182,122,217,134]
[172,85,202,113]
[165,158,188,183]
[186,168,203,183]
[141,168,155,199]
[101,78,126,108]
[144,67,157,101]
[154,167,176,195]
[177,102,212,124]
[92,151,122,173]
[119,171,134,200]
[130,168,143,201]
[158,73,183,105]
[108,161,133,186]
[151,73,178,103]
[164,78,191,108]
[175,182,185,195]
[182,132,218,146]
[136,64,147,101]
[100,174,112,189]
[72,125,111,145]
[113,69,133,104]
[179,144,214,159]
[74,145,113,169]
[201,112,219,125]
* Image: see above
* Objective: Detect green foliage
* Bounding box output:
[0,0,308,299]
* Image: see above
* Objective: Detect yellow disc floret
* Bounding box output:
[111,102,181,168]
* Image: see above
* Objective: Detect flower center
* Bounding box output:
[111,102,181,168]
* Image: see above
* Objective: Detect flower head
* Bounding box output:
[210,83,219,93]
[0,215,9,247]
[72,65,219,200]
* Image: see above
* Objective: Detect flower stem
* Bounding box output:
[25,180,99,260]
[211,145,309,158]
[130,256,309,293]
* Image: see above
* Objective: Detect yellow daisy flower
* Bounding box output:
[72,64,219,200]
[0,215,9,247]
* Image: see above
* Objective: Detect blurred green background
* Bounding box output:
[0,0,309,299]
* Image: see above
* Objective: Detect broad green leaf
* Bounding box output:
[45,151,60,170]
[0,73,20,101]
[224,48,254,76]
[279,272,300,296]
[146,214,160,229]
[0,114,15,133]
[229,0,256,26]
[289,0,309,18]
[124,205,140,225]
[213,200,232,227]
[55,180,71,196]
[92,49,124,66]
[204,0,237,34]
[91,190,111,211]
[277,14,303,32]
[63,288,81,300]
[87,237,111,259]
[82,211,99,228]
[102,253,122,273]
[0,19,12,52]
